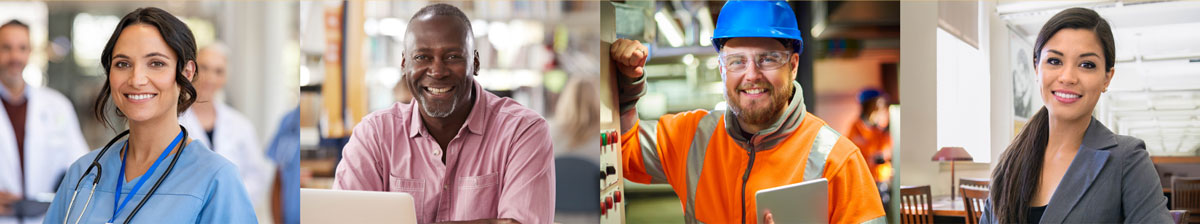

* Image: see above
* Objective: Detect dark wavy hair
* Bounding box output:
[990,7,1115,224]
[93,7,198,129]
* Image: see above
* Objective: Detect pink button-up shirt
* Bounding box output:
[334,83,555,223]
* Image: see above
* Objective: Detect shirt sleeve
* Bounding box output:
[620,110,706,185]
[1121,140,1172,223]
[824,139,885,224]
[979,199,995,224]
[496,118,555,224]
[197,164,259,223]
[333,118,388,191]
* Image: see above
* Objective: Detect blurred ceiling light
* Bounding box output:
[471,19,488,38]
[706,56,719,70]
[487,21,510,47]
[697,6,714,46]
[376,67,401,88]
[72,13,120,72]
[364,19,379,36]
[378,18,406,40]
[655,10,684,47]
[682,54,696,65]
[22,66,42,87]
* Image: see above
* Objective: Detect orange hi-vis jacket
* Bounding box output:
[846,120,893,181]
[620,82,885,224]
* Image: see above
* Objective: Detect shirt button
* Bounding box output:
[443,184,448,190]
[433,150,441,156]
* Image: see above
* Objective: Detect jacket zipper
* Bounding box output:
[741,142,756,224]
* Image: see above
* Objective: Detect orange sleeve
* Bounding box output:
[620,110,707,185]
[823,137,886,224]
[620,119,656,184]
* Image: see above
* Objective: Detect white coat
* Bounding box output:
[0,86,88,224]
[179,103,270,204]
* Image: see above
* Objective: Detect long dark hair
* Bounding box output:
[991,7,1115,223]
[92,7,198,129]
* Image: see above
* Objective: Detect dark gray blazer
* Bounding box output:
[980,118,1172,223]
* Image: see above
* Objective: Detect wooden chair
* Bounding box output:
[959,177,990,190]
[960,185,989,224]
[900,185,934,224]
[1173,177,1200,224]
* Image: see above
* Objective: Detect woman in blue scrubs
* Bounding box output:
[43,7,257,223]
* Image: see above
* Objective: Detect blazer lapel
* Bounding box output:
[1041,118,1118,223]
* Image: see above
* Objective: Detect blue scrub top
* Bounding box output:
[266,108,299,224]
[43,138,258,223]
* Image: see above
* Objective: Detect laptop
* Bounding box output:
[755,178,829,223]
[301,188,418,224]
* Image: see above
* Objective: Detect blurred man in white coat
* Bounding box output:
[179,42,271,204]
[0,19,88,224]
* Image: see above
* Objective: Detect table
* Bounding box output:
[931,195,966,217]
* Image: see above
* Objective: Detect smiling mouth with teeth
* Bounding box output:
[425,86,453,94]
[1052,91,1081,99]
[741,88,768,95]
[126,93,157,100]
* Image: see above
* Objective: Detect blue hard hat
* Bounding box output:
[712,0,804,54]
[858,89,883,103]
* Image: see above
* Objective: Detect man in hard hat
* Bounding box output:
[610,1,885,223]
[846,89,893,183]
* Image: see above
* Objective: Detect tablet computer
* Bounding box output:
[13,199,50,217]
[755,178,829,223]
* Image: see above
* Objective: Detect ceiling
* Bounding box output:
[999,0,1200,156]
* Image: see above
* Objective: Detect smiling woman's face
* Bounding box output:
[108,24,191,122]
[1036,28,1114,123]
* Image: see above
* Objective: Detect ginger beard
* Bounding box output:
[725,77,793,129]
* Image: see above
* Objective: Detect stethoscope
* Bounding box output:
[61,125,189,224]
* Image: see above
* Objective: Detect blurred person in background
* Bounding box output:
[552,76,600,163]
[267,107,299,224]
[551,76,600,224]
[0,19,88,224]
[180,42,272,204]
[333,3,554,223]
[845,89,891,183]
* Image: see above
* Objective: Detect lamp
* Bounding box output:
[932,146,973,201]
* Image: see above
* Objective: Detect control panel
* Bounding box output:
[600,2,625,223]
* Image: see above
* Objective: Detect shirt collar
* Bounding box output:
[0,82,30,103]
[407,81,489,138]
[1081,117,1118,150]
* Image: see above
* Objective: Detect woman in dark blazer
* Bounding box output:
[981,7,1171,223]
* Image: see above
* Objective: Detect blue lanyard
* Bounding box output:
[109,131,184,223]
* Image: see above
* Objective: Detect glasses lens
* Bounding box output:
[723,55,747,73]
[758,51,788,70]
